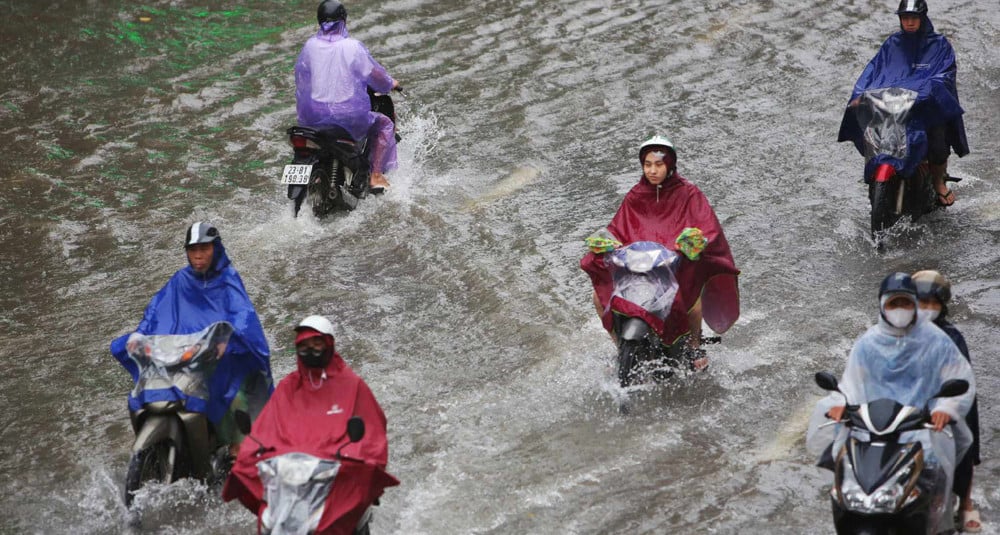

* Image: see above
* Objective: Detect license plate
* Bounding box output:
[280,164,313,185]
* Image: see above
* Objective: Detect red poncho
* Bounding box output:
[222,353,399,534]
[581,175,740,344]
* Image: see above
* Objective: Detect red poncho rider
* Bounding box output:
[223,315,398,534]
[580,135,740,370]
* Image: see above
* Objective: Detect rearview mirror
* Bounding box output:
[814,372,840,392]
[347,417,365,443]
[235,410,253,436]
[935,379,969,399]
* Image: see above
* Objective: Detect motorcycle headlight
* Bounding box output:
[837,458,917,514]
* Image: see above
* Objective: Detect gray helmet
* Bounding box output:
[912,270,951,305]
[317,0,347,25]
[184,222,220,248]
[896,0,928,15]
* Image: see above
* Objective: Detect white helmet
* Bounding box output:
[294,315,335,336]
[638,135,677,163]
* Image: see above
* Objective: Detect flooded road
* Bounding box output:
[1,1,998,533]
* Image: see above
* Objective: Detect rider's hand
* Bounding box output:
[930,411,952,432]
[848,97,861,108]
[392,79,402,92]
[826,405,846,421]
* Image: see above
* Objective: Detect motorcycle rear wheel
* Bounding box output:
[124,440,178,508]
[309,163,334,218]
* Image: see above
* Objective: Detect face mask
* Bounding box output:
[297,347,329,368]
[917,308,940,324]
[884,308,915,329]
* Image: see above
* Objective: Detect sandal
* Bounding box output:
[936,189,955,207]
[961,505,983,533]
[684,346,709,372]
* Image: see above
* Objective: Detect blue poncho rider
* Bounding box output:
[295,0,401,190]
[839,0,969,207]
[110,222,274,457]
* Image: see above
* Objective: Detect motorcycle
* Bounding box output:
[281,89,400,218]
[233,411,397,535]
[812,371,969,534]
[121,321,237,508]
[854,87,956,243]
[605,241,719,410]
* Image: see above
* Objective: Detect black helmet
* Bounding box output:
[896,0,928,15]
[317,0,347,25]
[878,272,917,299]
[912,270,951,305]
[184,222,220,248]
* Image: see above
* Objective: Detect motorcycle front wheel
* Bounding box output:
[617,339,644,388]
[124,440,178,508]
[869,179,901,240]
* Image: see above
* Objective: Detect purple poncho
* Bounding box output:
[295,22,397,173]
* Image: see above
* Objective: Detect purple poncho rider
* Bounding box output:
[295,0,399,189]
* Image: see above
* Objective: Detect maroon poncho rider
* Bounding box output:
[581,135,740,370]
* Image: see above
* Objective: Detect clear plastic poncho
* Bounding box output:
[806,318,975,533]
[295,23,397,174]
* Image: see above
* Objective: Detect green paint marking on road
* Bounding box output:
[46,146,75,161]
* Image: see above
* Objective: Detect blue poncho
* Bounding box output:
[837,15,969,162]
[110,240,273,424]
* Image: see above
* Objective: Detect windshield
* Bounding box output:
[126,321,233,401]
[856,87,918,161]
[608,242,679,320]
[259,453,341,535]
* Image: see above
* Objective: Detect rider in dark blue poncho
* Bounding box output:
[110,222,273,453]
[837,0,969,206]
[912,270,983,533]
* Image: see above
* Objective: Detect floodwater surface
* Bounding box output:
[1,1,998,533]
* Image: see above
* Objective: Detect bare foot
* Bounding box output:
[370,172,390,189]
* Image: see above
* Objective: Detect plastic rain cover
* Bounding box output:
[125,322,234,407]
[608,242,679,321]
[858,87,918,161]
[259,453,341,535]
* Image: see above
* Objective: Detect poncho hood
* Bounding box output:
[581,174,740,343]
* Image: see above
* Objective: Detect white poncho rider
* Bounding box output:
[807,272,975,509]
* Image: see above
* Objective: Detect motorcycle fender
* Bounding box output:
[873,163,896,183]
[132,414,183,454]
[288,184,307,201]
[178,412,213,479]
[619,318,650,341]
[290,153,321,166]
